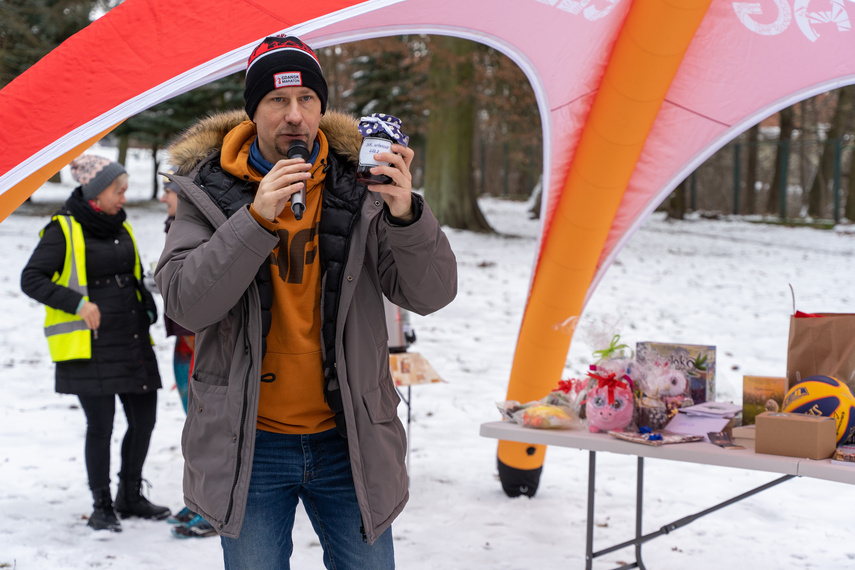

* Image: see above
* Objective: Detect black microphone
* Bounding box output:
[287,140,310,220]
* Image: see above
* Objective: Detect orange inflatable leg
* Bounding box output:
[498,0,713,497]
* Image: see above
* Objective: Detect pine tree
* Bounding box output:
[1,0,106,184]
[339,36,430,154]
[115,74,244,197]
[0,0,103,87]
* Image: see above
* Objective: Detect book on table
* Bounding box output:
[608,429,704,447]
[832,443,855,465]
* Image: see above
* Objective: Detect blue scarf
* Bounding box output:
[249,138,320,176]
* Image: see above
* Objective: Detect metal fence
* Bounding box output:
[683,138,855,222]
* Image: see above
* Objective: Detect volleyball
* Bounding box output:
[783,375,855,444]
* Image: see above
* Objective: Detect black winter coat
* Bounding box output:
[21,190,161,396]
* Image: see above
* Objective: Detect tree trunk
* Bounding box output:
[424,36,491,232]
[847,143,855,222]
[666,179,687,220]
[151,142,160,200]
[767,106,795,216]
[808,89,849,219]
[798,100,811,214]
[527,174,543,220]
[117,133,129,166]
[745,124,759,214]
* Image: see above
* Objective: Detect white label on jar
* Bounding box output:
[359,137,393,168]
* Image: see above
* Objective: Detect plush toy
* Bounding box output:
[638,362,690,405]
[657,366,690,408]
[585,368,634,433]
[635,362,693,429]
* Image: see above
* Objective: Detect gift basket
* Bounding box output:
[495,323,716,436]
[496,378,586,429]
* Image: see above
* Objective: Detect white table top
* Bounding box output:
[480,421,855,485]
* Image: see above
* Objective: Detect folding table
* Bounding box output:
[480,421,855,569]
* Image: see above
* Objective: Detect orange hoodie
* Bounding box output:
[221,121,335,434]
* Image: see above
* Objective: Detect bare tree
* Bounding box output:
[745,124,760,214]
[847,138,855,222]
[767,106,795,216]
[807,88,851,218]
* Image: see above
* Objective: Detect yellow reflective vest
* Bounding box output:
[43,215,142,362]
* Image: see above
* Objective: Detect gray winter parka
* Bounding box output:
[154,110,457,543]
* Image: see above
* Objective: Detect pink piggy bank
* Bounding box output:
[586,383,634,433]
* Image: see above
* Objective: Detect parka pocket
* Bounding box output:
[362,379,401,424]
[361,340,400,424]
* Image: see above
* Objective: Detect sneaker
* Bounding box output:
[171,514,218,539]
[167,506,195,525]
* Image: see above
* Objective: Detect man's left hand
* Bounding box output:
[368,144,415,221]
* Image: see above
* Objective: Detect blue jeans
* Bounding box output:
[221,428,394,570]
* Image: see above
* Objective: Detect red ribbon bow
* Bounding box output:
[587,366,632,405]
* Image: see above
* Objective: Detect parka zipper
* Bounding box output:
[326,187,370,539]
[323,187,368,412]
[222,294,253,528]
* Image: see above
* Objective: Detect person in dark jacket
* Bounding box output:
[21,154,170,533]
[155,36,457,569]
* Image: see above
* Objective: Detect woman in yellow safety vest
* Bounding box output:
[21,155,170,533]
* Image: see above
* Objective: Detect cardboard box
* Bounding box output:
[731,425,756,440]
[742,375,788,425]
[755,412,836,459]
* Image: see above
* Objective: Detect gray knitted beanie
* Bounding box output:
[70,155,126,200]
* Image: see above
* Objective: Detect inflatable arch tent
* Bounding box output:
[2,0,855,496]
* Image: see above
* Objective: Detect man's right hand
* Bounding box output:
[252,158,312,221]
[78,301,101,331]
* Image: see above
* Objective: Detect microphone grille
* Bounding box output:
[287,140,310,160]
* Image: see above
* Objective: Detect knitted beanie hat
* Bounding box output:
[162,169,179,193]
[244,35,328,119]
[70,155,126,200]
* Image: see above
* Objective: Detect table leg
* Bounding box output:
[591,472,794,567]
[635,456,646,570]
[396,385,412,473]
[586,450,596,570]
[407,385,411,471]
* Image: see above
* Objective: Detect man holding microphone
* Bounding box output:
[156,35,457,569]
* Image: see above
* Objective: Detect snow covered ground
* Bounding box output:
[2,145,855,569]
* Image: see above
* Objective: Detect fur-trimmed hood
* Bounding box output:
[166,109,363,176]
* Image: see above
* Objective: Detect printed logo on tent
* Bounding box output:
[733,0,853,41]
[534,0,622,21]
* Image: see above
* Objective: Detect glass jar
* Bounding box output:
[356,114,409,186]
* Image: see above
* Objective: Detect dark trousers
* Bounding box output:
[77,392,158,490]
